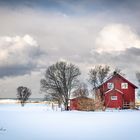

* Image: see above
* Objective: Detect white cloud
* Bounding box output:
[0,34,43,77]
[95,24,140,53]
[0,34,37,65]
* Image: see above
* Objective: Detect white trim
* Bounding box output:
[115,89,123,94]
[107,83,114,89]
[111,96,118,100]
[104,89,113,94]
[121,83,128,89]
[104,88,124,95]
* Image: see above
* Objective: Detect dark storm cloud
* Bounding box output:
[88,47,140,74]
[0,65,34,78]
[0,0,140,15]
[124,47,140,56]
[0,0,137,6]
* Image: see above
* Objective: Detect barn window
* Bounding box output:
[107,83,114,89]
[121,83,128,89]
[111,96,117,100]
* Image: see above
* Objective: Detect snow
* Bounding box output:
[0,103,140,140]
[0,99,18,104]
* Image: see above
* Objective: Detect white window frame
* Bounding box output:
[121,83,128,89]
[111,96,117,100]
[107,83,114,89]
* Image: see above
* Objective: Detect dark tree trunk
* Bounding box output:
[64,101,69,111]
[58,100,61,108]
[21,101,24,107]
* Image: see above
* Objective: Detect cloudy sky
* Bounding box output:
[0,0,140,98]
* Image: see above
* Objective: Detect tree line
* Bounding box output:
[17,61,140,110]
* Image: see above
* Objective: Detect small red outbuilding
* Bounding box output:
[70,97,94,111]
[98,73,137,109]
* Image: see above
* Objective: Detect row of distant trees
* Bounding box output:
[17,61,140,109]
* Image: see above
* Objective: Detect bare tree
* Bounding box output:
[72,83,89,98]
[40,61,81,110]
[135,72,140,101]
[17,86,32,107]
[43,91,62,108]
[136,72,140,85]
[114,67,125,76]
[88,65,110,108]
[89,65,110,90]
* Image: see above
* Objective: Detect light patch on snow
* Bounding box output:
[0,99,18,104]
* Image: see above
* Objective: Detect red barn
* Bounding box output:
[97,73,137,109]
[70,97,95,111]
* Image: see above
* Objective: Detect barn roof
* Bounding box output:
[99,73,138,89]
[70,96,93,100]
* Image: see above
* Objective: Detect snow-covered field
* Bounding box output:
[0,103,140,140]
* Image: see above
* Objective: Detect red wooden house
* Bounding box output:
[97,73,137,109]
